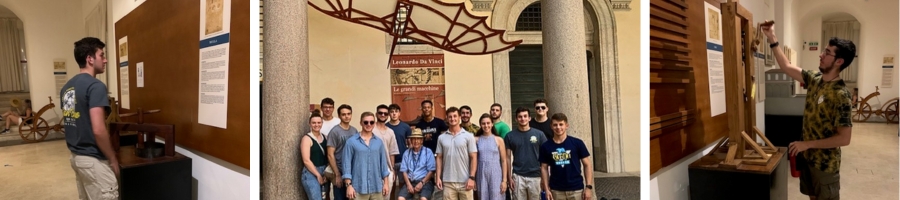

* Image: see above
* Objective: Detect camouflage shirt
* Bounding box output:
[800,70,853,173]
[462,122,480,134]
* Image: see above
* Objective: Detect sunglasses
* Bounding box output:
[362,121,376,125]
[535,106,547,110]
[377,112,389,116]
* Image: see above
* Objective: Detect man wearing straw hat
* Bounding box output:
[398,128,436,200]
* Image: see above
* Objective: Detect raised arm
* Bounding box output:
[761,23,804,84]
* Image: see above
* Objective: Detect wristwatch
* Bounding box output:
[469,176,476,181]
[586,185,593,190]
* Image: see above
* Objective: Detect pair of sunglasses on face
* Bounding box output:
[362,120,378,125]
[535,106,547,110]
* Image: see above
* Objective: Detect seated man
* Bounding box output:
[1,99,32,134]
[399,129,436,200]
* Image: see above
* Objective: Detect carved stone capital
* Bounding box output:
[610,0,632,11]
[470,0,494,12]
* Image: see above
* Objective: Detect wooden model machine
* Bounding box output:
[691,1,785,171]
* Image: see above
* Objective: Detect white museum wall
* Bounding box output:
[650,0,772,199]
[112,1,251,200]
[794,0,899,102]
[0,0,85,124]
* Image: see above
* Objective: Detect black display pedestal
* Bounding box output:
[688,147,789,200]
[118,146,192,200]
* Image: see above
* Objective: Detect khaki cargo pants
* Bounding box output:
[798,157,840,200]
[71,154,119,200]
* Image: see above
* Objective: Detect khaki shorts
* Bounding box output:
[70,154,119,200]
[551,189,587,200]
[799,158,840,200]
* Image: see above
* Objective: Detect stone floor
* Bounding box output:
[593,174,641,200]
[0,140,76,200]
[786,122,898,200]
[0,123,892,200]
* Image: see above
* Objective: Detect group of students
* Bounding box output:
[300,97,594,200]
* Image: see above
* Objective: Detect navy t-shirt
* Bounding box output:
[386,121,412,163]
[539,136,590,191]
[416,117,447,152]
[61,73,110,160]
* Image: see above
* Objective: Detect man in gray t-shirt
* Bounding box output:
[435,107,478,200]
[63,37,118,199]
[504,107,547,200]
[326,104,359,200]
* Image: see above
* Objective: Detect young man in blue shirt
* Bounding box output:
[342,112,391,200]
[539,113,593,200]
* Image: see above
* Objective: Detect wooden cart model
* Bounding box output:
[18,96,64,142]
[853,86,899,123]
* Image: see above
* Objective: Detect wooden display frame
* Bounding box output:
[694,0,783,171]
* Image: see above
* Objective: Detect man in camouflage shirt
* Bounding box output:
[764,24,854,200]
[459,105,480,134]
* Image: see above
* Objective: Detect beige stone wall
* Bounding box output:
[616,0,641,173]
[306,7,495,126]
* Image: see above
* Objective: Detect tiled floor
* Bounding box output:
[0,140,76,200]
[787,123,899,200]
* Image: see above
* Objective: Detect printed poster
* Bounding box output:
[117,36,130,109]
[53,59,67,100]
[198,0,231,128]
[137,62,145,88]
[705,2,726,117]
[390,54,446,122]
[883,55,895,88]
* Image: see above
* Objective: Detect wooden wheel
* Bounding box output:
[884,98,899,124]
[54,118,66,133]
[853,103,873,122]
[18,118,50,142]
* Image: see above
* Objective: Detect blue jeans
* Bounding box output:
[302,166,330,200]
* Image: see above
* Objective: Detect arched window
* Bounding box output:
[515,3,542,31]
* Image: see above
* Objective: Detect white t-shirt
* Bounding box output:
[320,117,340,137]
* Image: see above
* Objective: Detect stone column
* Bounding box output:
[492,51,512,123]
[263,0,307,199]
[541,2,593,155]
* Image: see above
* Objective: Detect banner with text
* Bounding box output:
[198,0,231,128]
[390,54,446,122]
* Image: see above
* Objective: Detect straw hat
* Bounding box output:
[9,98,22,108]
[409,128,424,138]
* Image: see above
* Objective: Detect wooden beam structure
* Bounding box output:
[706,0,780,167]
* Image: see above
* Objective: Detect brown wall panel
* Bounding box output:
[649,0,729,174]
[115,0,250,169]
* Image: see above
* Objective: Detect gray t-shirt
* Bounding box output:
[61,73,110,160]
[504,127,547,177]
[327,124,358,172]
[435,129,477,183]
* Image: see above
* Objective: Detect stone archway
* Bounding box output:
[491,0,624,173]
